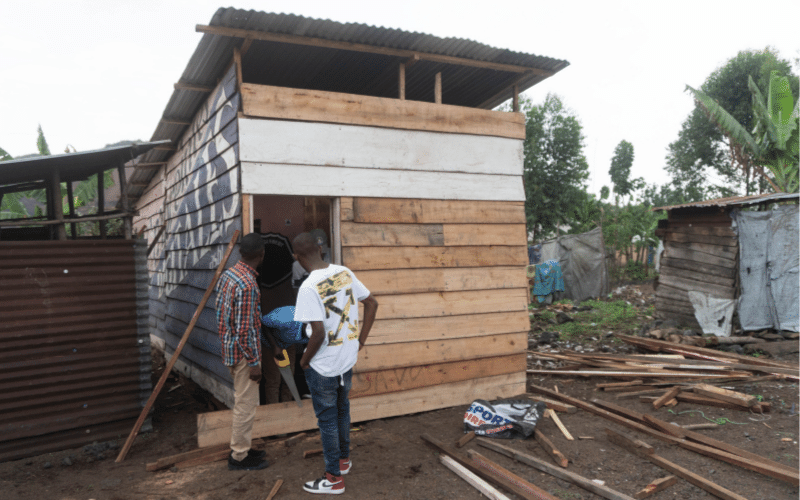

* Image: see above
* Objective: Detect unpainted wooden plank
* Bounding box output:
[660,257,737,279]
[652,386,681,409]
[343,245,528,271]
[240,82,526,140]
[353,198,526,224]
[468,450,560,500]
[661,224,735,237]
[533,429,569,468]
[442,224,527,246]
[658,274,735,299]
[368,311,530,344]
[351,354,525,397]
[198,372,526,447]
[455,432,477,449]
[356,332,527,372]
[660,266,735,287]
[634,475,677,499]
[691,383,757,407]
[663,244,736,268]
[356,266,528,296]
[663,231,737,247]
[439,455,511,500]
[341,222,444,246]
[372,288,529,320]
[340,197,354,221]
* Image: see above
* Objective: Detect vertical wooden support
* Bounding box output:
[97,172,106,239]
[50,169,66,240]
[399,63,406,100]
[65,180,76,239]
[512,85,519,112]
[332,197,342,265]
[233,46,243,97]
[242,194,253,234]
[117,163,132,240]
[435,72,442,104]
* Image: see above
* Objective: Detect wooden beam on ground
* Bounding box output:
[597,380,645,389]
[546,409,574,440]
[116,230,241,462]
[174,82,214,92]
[692,383,758,408]
[652,387,681,409]
[635,476,677,499]
[421,434,556,500]
[526,370,747,379]
[434,72,442,104]
[605,428,748,500]
[477,439,635,500]
[440,455,511,500]
[196,24,553,75]
[146,438,265,471]
[468,450,560,500]
[534,429,569,468]
[456,431,476,448]
[265,479,283,500]
[672,392,769,413]
[525,395,577,414]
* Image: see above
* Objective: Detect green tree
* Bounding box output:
[665,48,798,196]
[521,93,590,240]
[609,140,638,200]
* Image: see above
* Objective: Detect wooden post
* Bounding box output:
[434,72,442,104]
[242,194,253,234]
[117,162,132,239]
[512,85,519,112]
[116,230,241,462]
[332,197,342,265]
[233,46,243,97]
[399,63,406,100]
[97,172,106,239]
[65,180,76,239]
[50,170,66,240]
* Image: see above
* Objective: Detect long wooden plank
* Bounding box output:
[241,162,525,201]
[341,223,527,247]
[635,476,677,499]
[661,267,735,287]
[238,118,524,176]
[198,372,526,447]
[439,455,512,500]
[663,231,737,247]
[692,383,757,408]
[241,83,526,140]
[350,354,525,398]
[374,289,528,320]
[356,332,527,372]
[344,245,527,270]
[368,311,530,344]
[604,428,748,500]
[658,274,735,299]
[662,225,735,237]
[533,429,569,468]
[356,266,527,296]
[663,245,736,268]
[340,197,354,221]
[468,450,560,500]
[353,198,525,224]
[477,439,636,500]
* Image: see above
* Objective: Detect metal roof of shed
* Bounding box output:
[653,192,799,212]
[130,8,569,204]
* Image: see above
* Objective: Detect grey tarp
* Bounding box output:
[734,204,799,332]
[539,227,609,302]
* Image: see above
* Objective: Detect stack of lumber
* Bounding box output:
[528,335,798,384]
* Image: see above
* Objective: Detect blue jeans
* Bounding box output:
[304,367,352,475]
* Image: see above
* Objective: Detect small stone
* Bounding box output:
[709,469,715,474]
[170,466,179,473]
[42,462,52,469]
[62,457,73,466]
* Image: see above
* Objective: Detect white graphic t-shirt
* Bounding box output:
[294,264,370,377]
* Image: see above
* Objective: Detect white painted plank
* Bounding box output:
[241,162,525,201]
[239,118,523,176]
[439,455,512,500]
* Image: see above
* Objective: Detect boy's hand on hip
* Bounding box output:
[249,365,261,382]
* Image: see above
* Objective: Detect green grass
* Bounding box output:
[531,299,641,342]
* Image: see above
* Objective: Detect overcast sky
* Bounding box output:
[1,0,798,196]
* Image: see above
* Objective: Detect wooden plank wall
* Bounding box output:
[655,209,737,330]
[343,197,530,399]
[134,64,242,407]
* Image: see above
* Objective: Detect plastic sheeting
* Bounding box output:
[688,291,736,336]
[734,204,799,332]
[538,227,610,302]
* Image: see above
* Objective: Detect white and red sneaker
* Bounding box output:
[303,472,344,495]
[339,458,351,475]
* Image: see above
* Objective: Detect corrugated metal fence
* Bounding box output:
[0,240,151,462]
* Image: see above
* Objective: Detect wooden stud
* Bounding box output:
[455,431,476,448]
[546,409,574,440]
[115,230,241,463]
[434,72,442,104]
[117,161,132,240]
[477,439,635,500]
[49,169,66,240]
[242,194,253,234]
[265,479,283,500]
[233,47,243,98]
[439,455,512,500]
[196,24,552,75]
[533,429,569,468]
[467,450,560,500]
[65,180,76,239]
[160,119,190,126]
[332,197,342,265]
[174,82,214,92]
[634,475,677,499]
[97,171,105,239]
[512,84,519,112]
[652,386,681,409]
[692,383,758,407]
[240,36,254,58]
[399,62,406,100]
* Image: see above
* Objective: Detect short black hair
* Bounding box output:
[292,232,319,258]
[240,233,264,259]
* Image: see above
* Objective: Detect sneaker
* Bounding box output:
[303,472,344,495]
[339,458,351,475]
[228,453,269,471]
[247,448,266,460]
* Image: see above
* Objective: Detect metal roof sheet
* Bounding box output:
[653,192,799,212]
[132,8,569,204]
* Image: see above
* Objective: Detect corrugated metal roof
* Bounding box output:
[131,8,569,204]
[653,192,799,212]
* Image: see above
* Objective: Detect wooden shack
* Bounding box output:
[129,9,569,446]
[653,193,799,332]
[0,143,160,461]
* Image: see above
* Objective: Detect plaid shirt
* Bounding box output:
[215,260,262,367]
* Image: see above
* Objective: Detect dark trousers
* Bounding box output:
[304,367,352,476]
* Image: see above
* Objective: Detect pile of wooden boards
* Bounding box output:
[527,334,799,383]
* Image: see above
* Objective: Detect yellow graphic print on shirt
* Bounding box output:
[316,271,357,347]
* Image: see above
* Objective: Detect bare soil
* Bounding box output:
[1,285,798,500]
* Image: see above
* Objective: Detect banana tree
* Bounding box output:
[686,70,799,193]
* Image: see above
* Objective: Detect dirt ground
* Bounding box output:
[1,285,798,500]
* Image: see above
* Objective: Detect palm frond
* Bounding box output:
[685,85,760,156]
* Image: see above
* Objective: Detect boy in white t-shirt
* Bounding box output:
[292,233,378,495]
